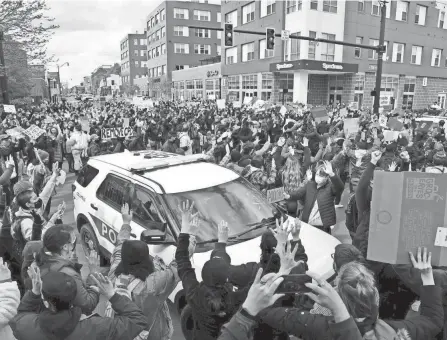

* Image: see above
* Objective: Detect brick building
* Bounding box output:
[120,32,148,89]
[221,0,447,110]
[91,65,112,95]
[29,65,48,102]
[145,0,221,99]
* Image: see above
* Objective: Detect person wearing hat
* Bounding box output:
[10,268,147,340]
[179,124,192,155]
[161,131,178,154]
[10,163,60,262]
[87,134,101,157]
[66,124,89,173]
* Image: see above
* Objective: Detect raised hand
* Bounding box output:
[87,249,101,274]
[388,161,398,172]
[89,273,115,300]
[409,247,434,286]
[323,160,334,176]
[0,257,11,282]
[5,156,14,169]
[371,151,382,165]
[272,217,289,246]
[179,200,199,235]
[121,203,133,224]
[27,263,42,296]
[277,240,303,275]
[306,167,313,181]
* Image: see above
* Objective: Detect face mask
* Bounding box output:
[33,198,43,209]
[315,175,326,185]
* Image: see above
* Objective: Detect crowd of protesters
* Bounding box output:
[0,96,445,340]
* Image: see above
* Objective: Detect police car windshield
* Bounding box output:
[164,177,275,243]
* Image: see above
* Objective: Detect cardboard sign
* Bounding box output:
[279,106,287,116]
[101,127,135,139]
[3,105,16,113]
[6,127,26,140]
[368,171,447,266]
[267,187,285,203]
[243,96,252,105]
[387,117,404,131]
[233,101,241,108]
[416,120,434,133]
[24,125,45,140]
[343,118,359,136]
[216,99,225,110]
[123,118,130,128]
[383,130,399,142]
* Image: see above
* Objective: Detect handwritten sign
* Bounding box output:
[383,130,399,143]
[343,118,359,136]
[6,127,26,140]
[368,171,447,266]
[233,101,241,108]
[216,99,225,110]
[3,105,16,114]
[24,125,45,141]
[101,127,135,139]
[266,187,285,204]
[123,118,130,128]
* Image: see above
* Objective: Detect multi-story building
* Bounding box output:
[120,32,148,90]
[221,0,447,110]
[46,71,60,103]
[145,0,221,99]
[91,65,112,95]
[29,65,48,103]
[83,76,92,93]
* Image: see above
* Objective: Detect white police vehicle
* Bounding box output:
[73,150,340,338]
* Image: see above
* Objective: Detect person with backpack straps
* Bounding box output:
[107,203,180,340]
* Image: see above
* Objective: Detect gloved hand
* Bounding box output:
[30,210,44,225]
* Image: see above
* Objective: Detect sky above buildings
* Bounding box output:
[45,0,158,86]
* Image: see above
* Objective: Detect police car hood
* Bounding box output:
[166,221,340,302]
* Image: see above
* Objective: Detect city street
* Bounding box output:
[53,163,351,340]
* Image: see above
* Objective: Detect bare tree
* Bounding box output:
[0,0,59,63]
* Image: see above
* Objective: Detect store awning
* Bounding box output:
[269,59,358,74]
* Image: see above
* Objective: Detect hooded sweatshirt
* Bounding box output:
[0,279,20,340]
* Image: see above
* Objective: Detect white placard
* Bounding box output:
[101,127,135,139]
[3,105,16,113]
[216,99,225,110]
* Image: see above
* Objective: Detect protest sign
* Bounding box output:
[266,187,285,204]
[233,101,241,108]
[3,105,16,114]
[101,127,135,139]
[415,120,434,133]
[387,117,404,131]
[343,118,359,136]
[80,118,90,132]
[279,106,287,116]
[24,125,45,141]
[339,108,348,118]
[123,118,130,128]
[216,99,225,110]
[243,96,252,105]
[383,130,399,143]
[379,114,387,128]
[6,127,26,140]
[368,171,447,266]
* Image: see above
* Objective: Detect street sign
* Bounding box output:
[281,30,290,41]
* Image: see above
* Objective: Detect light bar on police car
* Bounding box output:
[129,154,210,173]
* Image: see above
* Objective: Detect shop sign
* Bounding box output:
[322,63,343,71]
[270,59,358,73]
[153,78,161,83]
[369,64,378,71]
[276,63,293,71]
[207,70,219,77]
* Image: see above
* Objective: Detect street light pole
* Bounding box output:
[57,62,69,100]
[0,28,10,104]
[373,1,387,115]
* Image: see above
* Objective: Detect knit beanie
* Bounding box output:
[201,257,230,286]
[114,240,154,281]
[13,180,33,196]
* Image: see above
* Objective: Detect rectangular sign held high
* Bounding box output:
[101,127,135,139]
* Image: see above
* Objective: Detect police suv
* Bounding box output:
[73,150,340,337]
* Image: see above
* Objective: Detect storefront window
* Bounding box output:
[214,79,220,91]
[380,76,398,92]
[195,80,203,89]
[206,80,214,90]
[262,73,273,89]
[228,75,240,89]
[242,74,258,89]
[402,77,415,110]
[354,74,365,91]
[279,74,293,90]
[186,80,194,89]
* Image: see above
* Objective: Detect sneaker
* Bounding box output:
[335,204,344,208]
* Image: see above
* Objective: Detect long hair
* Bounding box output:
[282,156,302,194]
[335,262,379,321]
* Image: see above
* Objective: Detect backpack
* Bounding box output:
[345,193,359,238]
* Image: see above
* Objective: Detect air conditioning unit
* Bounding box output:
[422,77,428,87]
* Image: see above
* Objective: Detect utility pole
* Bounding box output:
[57,62,69,102]
[373,1,387,115]
[0,28,10,104]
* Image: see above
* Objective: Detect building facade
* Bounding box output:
[145,0,221,99]
[83,76,92,93]
[172,62,222,100]
[29,65,48,103]
[120,32,148,89]
[91,65,112,95]
[221,0,447,110]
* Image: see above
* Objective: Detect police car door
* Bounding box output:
[94,173,138,254]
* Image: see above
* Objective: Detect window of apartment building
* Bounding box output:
[323,0,337,13]
[147,19,151,30]
[286,0,300,13]
[186,81,194,89]
[155,30,160,40]
[217,31,222,39]
[415,5,427,25]
[439,11,446,29]
[310,0,318,10]
[284,32,301,61]
[402,77,415,110]
[321,33,335,61]
[395,1,408,21]
[156,46,160,57]
[217,12,221,22]
[160,9,165,21]
[410,46,422,65]
[150,18,154,27]
[225,10,238,27]
[155,13,160,24]
[261,0,276,17]
[354,37,363,58]
[261,73,273,100]
[135,61,139,67]
[194,44,211,55]
[308,31,317,60]
[161,27,166,37]
[217,45,222,55]
[242,42,255,62]
[358,0,364,12]
[158,66,162,76]
[162,65,166,75]
[354,74,365,91]
[372,0,391,17]
[174,26,189,37]
[257,39,273,60]
[392,43,405,63]
[242,74,257,89]
[140,50,146,57]
[174,8,189,19]
[140,39,145,45]
[174,43,189,54]
[226,47,237,64]
[242,3,255,24]
[195,28,211,38]
[369,39,388,59]
[134,39,138,45]
[134,50,139,57]
[228,75,240,89]
[193,10,211,21]
[432,49,442,67]
[206,80,214,91]
[161,44,166,55]
[195,80,203,89]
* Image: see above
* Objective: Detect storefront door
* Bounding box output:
[329,94,342,105]
[438,93,446,109]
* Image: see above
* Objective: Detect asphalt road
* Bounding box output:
[55,163,351,340]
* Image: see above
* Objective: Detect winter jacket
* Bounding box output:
[175,233,247,340]
[161,140,177,153]
[0,279,20,340]
[289,174,344,229]
[108,224,180,340]
[37,253,100,316]
[10,291,147,340]
[241,165,277,191]
[257,285,443,340]
[218,310,257,340]
[328,317,362,340]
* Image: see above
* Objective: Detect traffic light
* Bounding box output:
[266,28,275,50]
[224,24,233,47]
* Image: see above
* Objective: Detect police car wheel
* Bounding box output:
[180,304,194,340]
[79,223,108,266]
